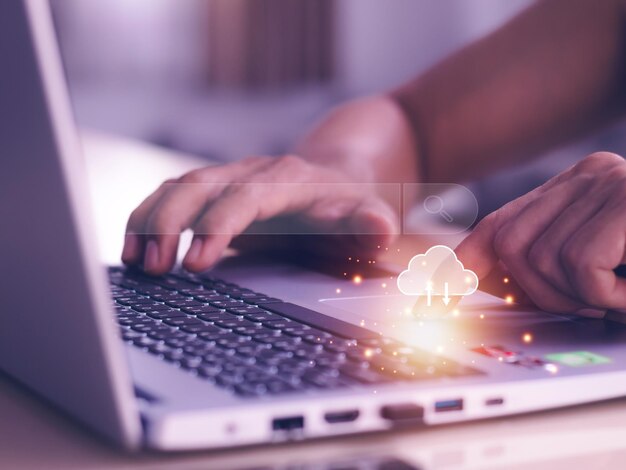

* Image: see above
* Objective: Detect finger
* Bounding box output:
[142,158,274,274]
[561,198,626,309]
[454,182,551,280]
[183,183,311,272]
[454,211,501,280]
[122,179,176,265]
[491,202,587,313]
[529,183,609,295]
[348,197,400,251]
[494,179,593,310]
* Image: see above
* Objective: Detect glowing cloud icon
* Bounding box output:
[397,245,478,306]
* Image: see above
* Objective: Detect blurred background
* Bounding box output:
[50,0,626,217]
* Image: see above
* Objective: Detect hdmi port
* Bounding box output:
[324,409,360,424]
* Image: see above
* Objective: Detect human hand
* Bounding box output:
[121,155,399,275]
[455,152,626,317]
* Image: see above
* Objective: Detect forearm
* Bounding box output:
[394,0,626,183]
[295,96,419,184]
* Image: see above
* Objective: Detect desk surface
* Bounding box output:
[2,132,625,470]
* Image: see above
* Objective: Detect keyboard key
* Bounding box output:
[133,336,158,348]
[243,297,281,305]
[197,312,228,322]
[164,299,204,309]
[198,364,222,378]
[181,305,221,315]
[226,306,266,315]
[162,317,202,327]
[121,329,144,341]
[210,300,246,309]
[146,310,187,320]
[244,312,284,322]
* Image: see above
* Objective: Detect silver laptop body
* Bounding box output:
[1,0,626,451]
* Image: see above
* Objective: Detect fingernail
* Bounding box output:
[144,240,159,272]
[121,234,139,263]
[184,238,203,265]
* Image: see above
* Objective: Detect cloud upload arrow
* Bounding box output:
[443,282,450,306]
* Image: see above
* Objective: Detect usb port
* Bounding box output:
[324,409,360,424]
[434,398,463,413]
[272,416,305,431]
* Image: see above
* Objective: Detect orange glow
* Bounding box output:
[505,295,514,304]
[522,332,533,343]
[503,277,510,284]
[364,348,374,358]
[353,275,363,285]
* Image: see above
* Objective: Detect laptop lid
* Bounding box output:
[0,0,140,449]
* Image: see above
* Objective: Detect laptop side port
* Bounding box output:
[434,398,464,412]
[272,416,305,432]
[485,397,504,407]
[324,409,360,424]
[380,403,425,423]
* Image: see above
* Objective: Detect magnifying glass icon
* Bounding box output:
[423,195,454,223]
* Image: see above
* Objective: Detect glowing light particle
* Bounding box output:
[522,332,533,344]
[505,295,514,304]
[479,314,485,319]
[503,277,510,284]
[452,309,460,317]
[364,348,374,358]
[381,283,387,288]
[545,363,559,374]
[335,288,341,294]
[353,275,363,285]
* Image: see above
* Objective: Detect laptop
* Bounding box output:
[2,0,626,451]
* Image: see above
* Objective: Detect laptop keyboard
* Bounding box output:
[109,267,483,398]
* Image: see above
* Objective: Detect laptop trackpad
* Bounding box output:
[320,292,561,326]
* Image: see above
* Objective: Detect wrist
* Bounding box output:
[294,95,421,184]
